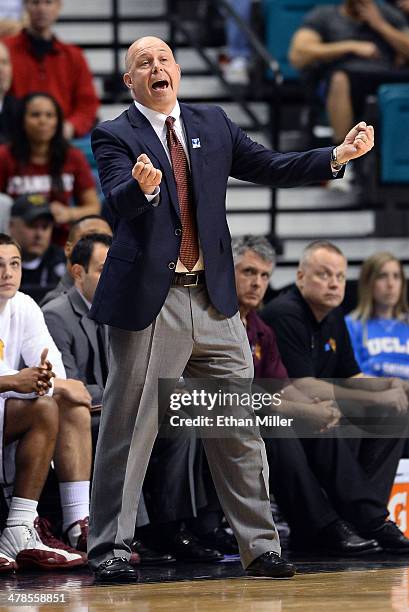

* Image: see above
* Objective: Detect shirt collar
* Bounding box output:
[134,100,181,130]
[75,287,92,311]
[23,28,59,56]
[246,309,266,343]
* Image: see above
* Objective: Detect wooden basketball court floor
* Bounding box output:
[2,554,409,611]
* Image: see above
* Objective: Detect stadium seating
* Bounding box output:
[378,83,409,183]
[263,0,342,81]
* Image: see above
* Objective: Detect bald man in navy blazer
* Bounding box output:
[88,36,375,582]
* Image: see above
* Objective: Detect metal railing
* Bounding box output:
[167,0,284,234]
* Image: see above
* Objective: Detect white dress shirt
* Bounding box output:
[134,100,204,273]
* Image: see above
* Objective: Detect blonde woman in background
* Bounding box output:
[346,252,409,379]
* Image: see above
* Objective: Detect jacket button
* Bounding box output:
[168,261,176,270]
[175,228,182,236]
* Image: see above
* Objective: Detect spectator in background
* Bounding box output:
[260,240,409,554]
[232,236,382,557]
[8,194,65,302]
[221,0,252,85]
[40,214,112,307]
[346,252,409,379]
[3,0,99,138]
[0,233,91,569]
[42,233,113,411]
[0,93,100,246]
[289,0,409,144]
[0,368,85,573]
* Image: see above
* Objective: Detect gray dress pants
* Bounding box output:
[88,285,280,569]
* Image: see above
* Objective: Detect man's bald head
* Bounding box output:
[125,37,174,72]
[123,35,181,114]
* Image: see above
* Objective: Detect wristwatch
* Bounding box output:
[331,147,346,171]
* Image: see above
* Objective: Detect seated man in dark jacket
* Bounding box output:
[261,239,409,554]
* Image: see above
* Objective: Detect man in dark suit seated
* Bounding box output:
[42,234,112,412]
[87,35,375,583]
[40,214,113,307]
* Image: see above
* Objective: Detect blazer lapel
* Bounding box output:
[127,103,180,217]
[180,103,203,211]
[68,290,104,388]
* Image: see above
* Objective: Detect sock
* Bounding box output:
[59,481,90,533]
[6,497,38,528]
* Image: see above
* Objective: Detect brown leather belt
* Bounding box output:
[172,272,205,287]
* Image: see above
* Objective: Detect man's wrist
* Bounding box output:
[0,374,16,393]
[331,146,347,170]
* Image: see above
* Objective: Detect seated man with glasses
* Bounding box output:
[260,240,409,554]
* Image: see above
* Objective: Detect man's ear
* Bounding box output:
[71,263,85,282]
[123,72,132,89]
[296,268,304,289]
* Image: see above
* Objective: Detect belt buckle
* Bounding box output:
[184,272,199,287]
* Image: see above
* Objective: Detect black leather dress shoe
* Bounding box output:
[199,527,239,555]
[94,557,139,583]
[169,529,224,562]
[246,552,296,579]
[362,521,409,554]
[131,539,176,565]
[317,520,381,556]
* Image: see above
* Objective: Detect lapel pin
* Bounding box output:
[191,138,201,149]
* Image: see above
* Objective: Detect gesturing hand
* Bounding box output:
[336,122,375,164]
[132,153,162,195]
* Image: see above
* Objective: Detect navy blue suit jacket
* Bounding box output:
[90,102,335,331]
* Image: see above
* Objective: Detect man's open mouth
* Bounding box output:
[152,80,169,90]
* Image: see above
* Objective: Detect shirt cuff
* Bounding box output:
[145,187,160,207]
